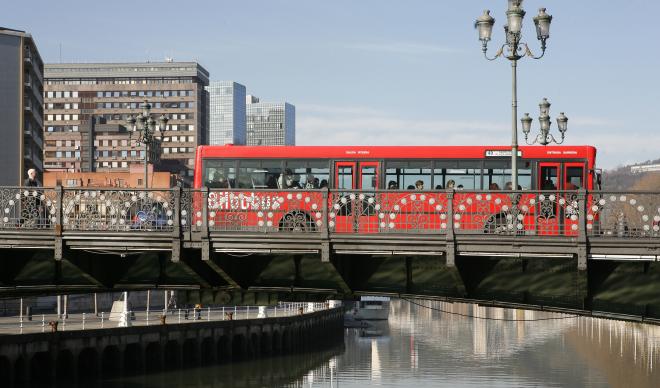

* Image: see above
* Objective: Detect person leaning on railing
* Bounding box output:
[22,169,43,228]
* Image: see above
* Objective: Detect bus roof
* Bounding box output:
[197,144,597,161]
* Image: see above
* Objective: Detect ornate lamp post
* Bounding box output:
[521,98,568,145]
[475,1,553,190]
[126,100,168,188]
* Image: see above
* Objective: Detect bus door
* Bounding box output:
[563,163,585,236]
[333,161,379,232]
[537,162,561,235]
[358,162,380,232]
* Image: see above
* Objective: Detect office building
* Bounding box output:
[43,62,209,182]
[207,81,246,145]
[246,98,295,146]
[0,27,44,185]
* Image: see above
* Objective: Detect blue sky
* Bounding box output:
[5,0,660,169]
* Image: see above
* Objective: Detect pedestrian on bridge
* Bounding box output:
[22,169,43,228]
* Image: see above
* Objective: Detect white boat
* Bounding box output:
[353,296,390,320]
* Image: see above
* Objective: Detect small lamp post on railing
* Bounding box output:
[521,98,568,145]
[475,1,553,190]
[126,101,168,189]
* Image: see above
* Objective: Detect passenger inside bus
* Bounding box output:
[542,180,556,190]
[278,169,301,189]
[207,172,230,188]
[388,181,399,190]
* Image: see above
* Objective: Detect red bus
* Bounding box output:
[193,145,598,235]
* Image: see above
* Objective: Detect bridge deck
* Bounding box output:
[1,186,660,320]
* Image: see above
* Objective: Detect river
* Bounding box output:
[101,299,660,388]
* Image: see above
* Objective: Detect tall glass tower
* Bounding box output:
[246,98,295,146]
[206,81,246,145]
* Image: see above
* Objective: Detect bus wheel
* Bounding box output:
[279,211,314,232]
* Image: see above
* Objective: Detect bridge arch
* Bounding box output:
[272,330,281,354]
[29,351,51,384]
[144,342,161,372]
[78,348,98,380]
[123,343,142,375]
[217,334,231,362]
[13,356,27,385]
[0,356,10,385]
[182,338,199,366]
[101,345,121,377]
[164,340,181,369]
[55,350,74,382]
[201,337,214,365]
[232,334,246,360]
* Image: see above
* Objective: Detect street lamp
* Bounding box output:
[475,1,553,190]
[521,98,568,145]
[126,100,168,188]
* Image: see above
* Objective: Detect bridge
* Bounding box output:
[1,186,659,321]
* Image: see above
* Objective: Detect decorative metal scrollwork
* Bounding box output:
[329,191,448,233]
[453,192,579,235]
[0,188,57,229]
[207,190,323,233]
[587,194,660,238]
[61,189,175,231]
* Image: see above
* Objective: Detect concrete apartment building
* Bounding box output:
[206,81,246,145]
[43,62,209,184]
[0,27,44,185]
[246,96,295,146]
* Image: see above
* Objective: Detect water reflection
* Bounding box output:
[290,300,660,388]
[99,300,660,388]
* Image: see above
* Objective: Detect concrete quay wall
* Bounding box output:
[0,307,344,386]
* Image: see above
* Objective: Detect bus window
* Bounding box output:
[540,166,558,190]
[336,165,354,189]
[445,168,482,190]
[238,160,282,189]
[361,165,377,190]
[485,168,532,190]
[385,161,431,190]
[204,160,236,188]
[286,160,330,189]
[565,166,584,190]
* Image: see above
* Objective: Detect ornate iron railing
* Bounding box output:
[60,188,176,232]
[587,192,660,239]
[0,187,58,229]
[205,189,326,233]
[1,187,659,240]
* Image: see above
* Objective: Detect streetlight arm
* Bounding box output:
[545,132,565,144]
[482,43,506,61]
[523,129,565,145]
[522,42,547,59]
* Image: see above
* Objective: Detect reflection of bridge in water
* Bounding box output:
[2,186,660,320]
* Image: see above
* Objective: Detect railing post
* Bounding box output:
[172,186,182,263]
[201,187,210,261]
[577,189,588,271]
[445,189,456,267]
[321,188,330,262]
[54,185,64,261]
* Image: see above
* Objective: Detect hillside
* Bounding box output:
[602,158,660,191]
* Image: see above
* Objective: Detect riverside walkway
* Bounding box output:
[0,303,344,386]
[0,302,324,335]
